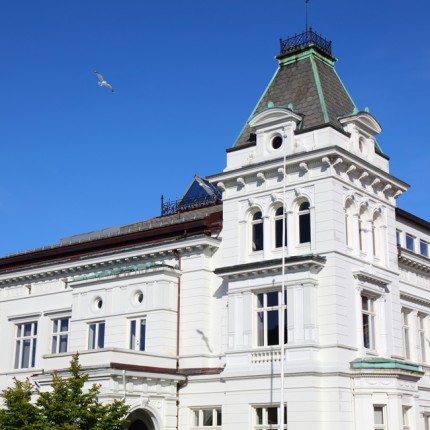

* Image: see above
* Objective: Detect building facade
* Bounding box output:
[1,31,430,430]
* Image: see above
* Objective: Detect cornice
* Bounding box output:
[398,248,430,274]
[0,237,220,286]
[215,254,326,280]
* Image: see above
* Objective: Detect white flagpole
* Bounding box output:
[279,128,287,430]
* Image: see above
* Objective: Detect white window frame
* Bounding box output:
[88,321,105,350]
[251,211,264,252]
[254,405,287,430]
[256,290,287,347]
[420,240,429,257]
[51,317,70,354]
[406,234,415,252]
[374,405,386,430]
[14,321,38,369]
[418,314,427,363]
[274,206,287,249]
[362,294,376,350]
[297,201,311,244]
[129,317,146,351]
[192,407,222,428]
[402,309,411,360]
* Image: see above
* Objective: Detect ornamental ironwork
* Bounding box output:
[279,29,332,56]
[161,194,220,216]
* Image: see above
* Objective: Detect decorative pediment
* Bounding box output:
[339,111,382,136]
[249,107,303,129]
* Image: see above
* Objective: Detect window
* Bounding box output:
[406,234,415,251]
[252,211,264,251]
[402,310,411,359]
[193,408,222,427]
[129,318,146,351]
[257,291,287,346]
[88,321,105,349]
[421,240,429,257]
[14,321,38,369]
[362,295,376,350]
[298,201,311,244]
[419,314,427,363]
[255,406,287,429]
[402,406,410,430]
[51,318,70,354]
[374,406,386,430]
[274,206,287,248]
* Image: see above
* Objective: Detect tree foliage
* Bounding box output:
[0,354,128,430]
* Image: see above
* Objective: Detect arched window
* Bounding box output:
[345,198,354,248]
[298,201,311,244]
[252,211,263,251]
[274,206,287,248]
[359,206,368,253]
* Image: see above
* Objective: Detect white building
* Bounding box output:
[1,30,430,430]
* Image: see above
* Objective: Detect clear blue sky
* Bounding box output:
[0,0,429,256]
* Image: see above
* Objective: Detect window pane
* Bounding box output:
[31,339,37,367]
[15,341,21,369]
[53,320,58,333]
[88,324,96,349]
[299,213,311,243]
[22,339,31,368]
[98,323,105,348]
[256,408,263,425]
[267,291,278,307]
[51,336,58,354]
[374,406,384,424]
[362,296,368,311]
[267,407,278,424]
[421,241,429,257]
[202,410,213,426]
[257,312,264,346]
[257,293,264,308]
[362,314,370,348]
[60,318,69,332]
[59,335,68,353]
[216,409,222,426]
[406,234,414,251]
[139,319,146,351]
[267,310,279,346]
[130,320,136,349]
[253,223,263,251]
[24,323,32,337]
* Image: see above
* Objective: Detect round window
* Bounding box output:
[271,136,283,150]
[94,297,103,310]
[135,291,144,304]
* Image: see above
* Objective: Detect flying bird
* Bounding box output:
[94,71,114,92]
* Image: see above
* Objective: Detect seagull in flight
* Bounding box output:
[94,71,114,92]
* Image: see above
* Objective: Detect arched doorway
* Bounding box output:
[128,419,149,430]
[126,409,155,430]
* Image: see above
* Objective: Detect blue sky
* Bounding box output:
[0,0,429,256]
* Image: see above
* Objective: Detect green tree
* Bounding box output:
[0,378,44,429]
[0,354,129,430]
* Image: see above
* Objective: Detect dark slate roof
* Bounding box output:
[233,48,356,148]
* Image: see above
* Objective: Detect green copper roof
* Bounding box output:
[233,46,356,147]
[351,358,422,373]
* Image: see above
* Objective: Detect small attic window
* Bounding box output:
[247,133,256,143]
[271,136,283,150]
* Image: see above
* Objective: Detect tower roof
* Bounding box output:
[233,30,356,148]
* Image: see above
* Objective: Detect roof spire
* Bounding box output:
[305,0,309,33]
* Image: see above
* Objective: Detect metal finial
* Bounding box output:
[305,0,309,33]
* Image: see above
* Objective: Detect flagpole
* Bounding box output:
[279,128,287,430]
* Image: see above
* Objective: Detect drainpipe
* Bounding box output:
[173,249,182,430]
